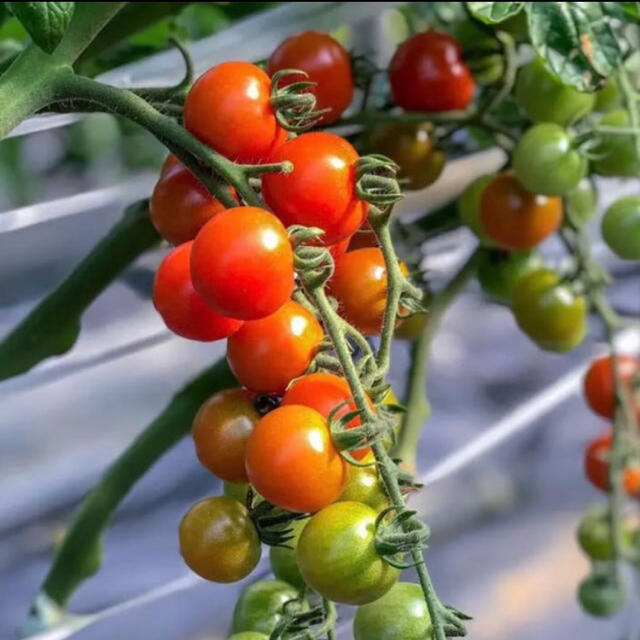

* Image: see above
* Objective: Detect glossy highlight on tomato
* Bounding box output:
[190,206,294,320]
[267,31,353,125]
[184,61,286,162]
[245,405,348,513]
[152,242,242,341]
[227,301,323,393]
[262,132,368,245]
[583,354,640,419]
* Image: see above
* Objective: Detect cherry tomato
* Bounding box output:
[232,580,299,636]
[338,464,388,512]
[191,206,294,320]
[178,496,260,582]
[229,633,268,640]
[150,158,234,245]
[457,174,495,245]
[578,573,626,618]
[395,312,430,341]
[584,434,640,496]
[262,132,368,245]
[281,372,372,460]
[245,405,348,512]
[366,122,446,190]
[224,481,251,504]
[296,501,398,604]
[348,221,378,251]
[389,31,475,112]
[593,109,640,177]
[184,61,287,162]
[584,354,640,419]
[328,235,351,261]
[267,31,353,125]
[192,389,259,483]
[566,177,598,226]
[602,196,640,260]
[515,57,595,125]
[513,123,586,196]
[477,249,543,304]
[577,505,634,561]
[481,173,563,250]
[152,242,242,341]
[595,77,622,112]
[511,269,587,352]
[353,581,432,640]
[269,518,307,590]
[227,301,323,393]
[329,248,409,336]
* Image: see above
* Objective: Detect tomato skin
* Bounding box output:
[190,206,294,321]
[192,389,259,483]
[178,496,260,582]
[366,122,446,190]
[511,269,587,352]
[296,501,398,604]
[584,434,640,496]
[338,464,388,512]
[602,196,640,260]
[566,177,598,226]
[184,61,286,162]
[227,301,323,393]
[267,31,353,125]
[593,110,640,177]
[584,354,640,419]
[245,405,348,513]
[457,174,495,244]
[328,235,351,261]
[595,77,622,112]
[329,248,409,336]
[515,57,595,125]
[353,581,432,640]
[153,243,243,341]
[578,574,625,618]
[389,31,475,112]
[577,506,634,561]
[224,481,251,504]
[513,123,586,196]
[269,518,307,590]
[481,173,563,250]
[281,372,372,460]
[232,580,299,636]
[477,249,543,303]
[262,132,368,245]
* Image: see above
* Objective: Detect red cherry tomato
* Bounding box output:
[153,242,242,341]
[190,206,294,321]
[267,31,354,125]
[584,434,640,496]
[328,236,351,261]
[151,158,235,245]
[281,372,372,460]
[584,354,640,419]
[262,132,368,245]
[348,221,378,251]
[184,61,287,163]
[389,31,475,112]
[227,301,324,393]
[245,405,348,512]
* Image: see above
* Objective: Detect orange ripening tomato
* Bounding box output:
[267,31,354,125]
[152,242,242,341]
[184,61,287,163]
[150,158,236,245]
[329,248,409,336]
[227,301,324,393]
[190,207,294,321]
[584,434,640,496]
[262,132,368,245]
[245,405,348,512]
[192,389,260,483]
[480,173,563,250]
[281,372,373,460]
[584,354,640,419]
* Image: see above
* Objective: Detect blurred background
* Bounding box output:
[1,3,639,639]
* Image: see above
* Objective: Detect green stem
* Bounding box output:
[0,201,159,382]
[617,67,640,162]
[394,249,480,467]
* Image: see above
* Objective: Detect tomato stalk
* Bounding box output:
[617,67,640,164]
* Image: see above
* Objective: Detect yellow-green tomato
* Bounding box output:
[232,580,299,635]
[223,481,251,504]
[458,174,494,244]
[269,518,307,590]
[595,77,622,112]
[353,582,432,640]
[477,249,543,303]
[395,312,429,340]
[601,196,640,260]
[228,633,268,640]
[566,177,598,226]
[338,464,389,511]
[511,269,587,352]
[593,109,640,177]
[577,506,634,562]
[296,501,398,605]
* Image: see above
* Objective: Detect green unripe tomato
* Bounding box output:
[228,633,268,640]
[458,174,495,244]
[353,582,432,640]
[577,506,634,561]
[513,123,586,196]
[477,249,543,303]
[578,573,626,618]
[511,269,587,353]
[602,196,640,260]
[595,77,622,112]
[515,57,595,125]
[232,580,299,636]
[566,177,598,226]
[223,481,251,504]
[593,109,640,177]
[269,519,307,590]
[338,464,389,512]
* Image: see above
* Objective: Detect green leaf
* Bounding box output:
[7,1,75,53]
[466,2,523,23]
[525,2,622,91]
[601,2,640,21]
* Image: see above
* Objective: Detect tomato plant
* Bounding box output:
[584,434,640,496]
[583,354,640,419]
[477,249,543,303]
